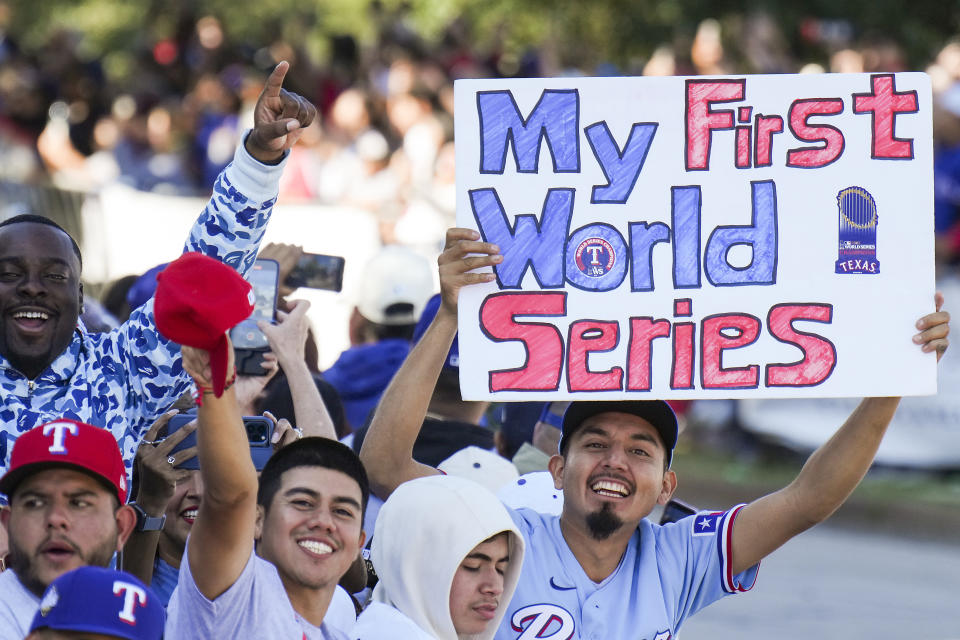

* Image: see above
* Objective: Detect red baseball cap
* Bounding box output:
[0,419,128,504]
[154,252,254,396]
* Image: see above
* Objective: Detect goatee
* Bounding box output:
[585,502,624,540]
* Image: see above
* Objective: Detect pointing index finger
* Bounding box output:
[262,61,290,99]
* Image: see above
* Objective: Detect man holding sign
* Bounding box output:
[360,226,949,639]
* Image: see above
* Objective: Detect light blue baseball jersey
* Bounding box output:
[497,505,758,640]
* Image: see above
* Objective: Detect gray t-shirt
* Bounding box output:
[166,542,348,640]
[0,569,40,640]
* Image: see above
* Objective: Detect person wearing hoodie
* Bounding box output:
[352,475,524,640]
[324,246,434,431]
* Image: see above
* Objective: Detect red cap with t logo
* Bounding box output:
[0,419,128,504]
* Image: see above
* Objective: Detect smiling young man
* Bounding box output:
[359,227,952,640]
[0,419,136,639]
[159,256,366,639]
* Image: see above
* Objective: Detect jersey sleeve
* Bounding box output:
[111,138,287,441]
[655,504,760,629]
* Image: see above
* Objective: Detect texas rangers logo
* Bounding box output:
[510,604,575,640]
[574,237,616,278]
[43,421,78,454]
[834,186,879,275]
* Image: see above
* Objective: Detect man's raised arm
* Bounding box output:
[116,62,317,437]
[184,60,316,276]
[359,228,502,499]
[728,293,951,575]
[180,339,259,600]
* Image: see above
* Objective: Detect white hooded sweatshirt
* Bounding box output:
[352,475,525,640]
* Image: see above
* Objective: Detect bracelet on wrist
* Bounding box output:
[193,368,237,406]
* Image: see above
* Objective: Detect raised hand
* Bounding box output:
[914,291,950,362]
[135,412,197,512]
[437,227,502,316]
[244,61,318,164]
[258,299,311,368]
[181,336,235,392]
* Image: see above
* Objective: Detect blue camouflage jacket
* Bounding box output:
[0,140,286,482]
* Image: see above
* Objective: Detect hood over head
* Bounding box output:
[371,475,525,640]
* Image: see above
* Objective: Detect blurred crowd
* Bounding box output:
[4,7,960,265]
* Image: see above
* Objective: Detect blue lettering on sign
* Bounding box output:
[629,222,671,292]
[585,121,658,204]
[704,180,778,286]
[469,188,574,289]
[671,186,702,289]
[478,90,580,174]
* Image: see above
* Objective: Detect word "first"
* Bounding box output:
[687,74,918,170]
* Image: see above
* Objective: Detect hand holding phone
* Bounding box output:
[166,414,275,471]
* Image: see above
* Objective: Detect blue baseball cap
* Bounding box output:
[30,567,165,640]
[498,402,545,454]
[412,293,459,369]
[558,400,679,467]
[126,263,167,312]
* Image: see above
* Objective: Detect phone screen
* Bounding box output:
[285,253,345,292]
[230,259,278,350]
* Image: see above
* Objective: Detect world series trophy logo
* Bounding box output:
[834,186,879,274]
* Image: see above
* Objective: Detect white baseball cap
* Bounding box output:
[497,471,564,516]
[438,446,519,493]
[356,246,435,325]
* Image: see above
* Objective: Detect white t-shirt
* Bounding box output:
[0,569,40,640]
[166,542,349,640]
[326,585,358,634]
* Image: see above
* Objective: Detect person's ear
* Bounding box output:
[115,504,137,550]
[254,504,265,540]
[656,470,678,506]
[547,454,565,491]
[357,529,366,550]
[78,282,85,314]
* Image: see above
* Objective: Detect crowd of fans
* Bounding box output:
[0,7,956,640]
[5,8,960,263]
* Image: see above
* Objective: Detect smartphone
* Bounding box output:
[165,414,275,471]
[231,259,279,375]
[658,498,698,525]
[284,253,345,292]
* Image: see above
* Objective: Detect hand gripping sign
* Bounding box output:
[454,73,935,400]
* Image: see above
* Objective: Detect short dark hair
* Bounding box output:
[369,321,416,342]
[0,214,83,269]
[257,437,370,526]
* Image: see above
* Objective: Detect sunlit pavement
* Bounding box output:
[681,524,960,638]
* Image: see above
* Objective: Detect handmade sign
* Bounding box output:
[454,73,935,400]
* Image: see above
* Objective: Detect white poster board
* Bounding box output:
[454,73,936,400]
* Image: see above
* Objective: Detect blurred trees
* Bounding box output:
[4,0,960,78]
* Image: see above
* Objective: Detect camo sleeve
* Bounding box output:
[115,137,287,446]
